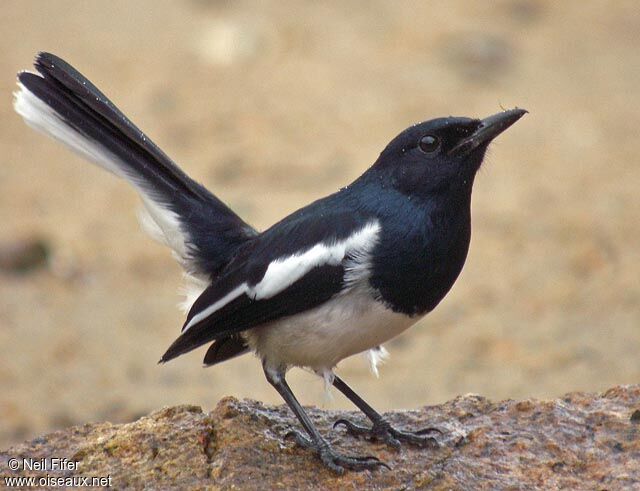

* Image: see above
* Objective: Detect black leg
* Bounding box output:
[263,365,389,474]
[332,375,441,449]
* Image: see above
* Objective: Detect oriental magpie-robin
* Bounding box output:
[15,52,526,473]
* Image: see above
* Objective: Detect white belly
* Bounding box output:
[243,288,418,372]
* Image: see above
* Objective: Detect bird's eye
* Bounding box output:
[418,135,440,153]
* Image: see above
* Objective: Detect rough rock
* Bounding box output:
[2,386,639,490]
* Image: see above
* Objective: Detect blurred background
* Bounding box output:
[1,1,638,449]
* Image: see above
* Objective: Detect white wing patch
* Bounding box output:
[182,220,381,333]
[252,221,381,300]
[185,283,248,330]
[14,80,193,271]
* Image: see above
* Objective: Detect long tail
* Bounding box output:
[14,52,256,278]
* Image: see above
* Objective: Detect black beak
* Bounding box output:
[450,108,527,155]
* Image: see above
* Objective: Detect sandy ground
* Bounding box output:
[1,1,638,448]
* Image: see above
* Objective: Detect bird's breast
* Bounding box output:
[370,205,472,316]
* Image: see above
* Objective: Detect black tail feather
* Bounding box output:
[31,52,213,203]
[203,336,250,366]
[16,52,256,277]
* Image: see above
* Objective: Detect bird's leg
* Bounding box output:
[263,365,389,474]
[332,375,441,449]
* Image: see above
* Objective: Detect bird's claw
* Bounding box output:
[333,418,441,449]
[284,429,314,449]
[284,429,390,473]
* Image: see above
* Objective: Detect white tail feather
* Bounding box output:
[14,82,125,178]
[178,274,209,314]
[14,81,194,272]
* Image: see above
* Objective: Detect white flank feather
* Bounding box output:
[365,346,390,378]
[321,369,335,402]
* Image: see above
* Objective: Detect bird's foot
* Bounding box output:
[333,417,441,449]
[285,430,390,474]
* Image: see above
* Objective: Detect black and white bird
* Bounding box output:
[14,52,526,473]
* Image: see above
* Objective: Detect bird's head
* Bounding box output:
[370,108,527,199]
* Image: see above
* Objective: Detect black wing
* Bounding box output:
[160,207,379,363]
